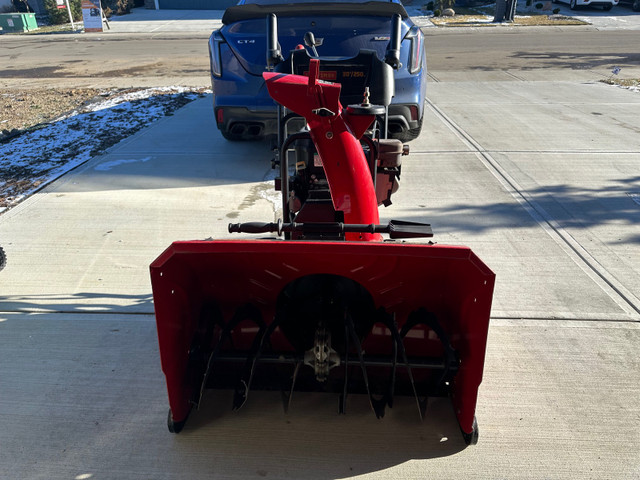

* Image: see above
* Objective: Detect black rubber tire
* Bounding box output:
[390,116,423,143]
[167,409,188,434]
[633,0,640,12]
[0,246,5,271]
[461,416,480,446]
[570,0,577,9]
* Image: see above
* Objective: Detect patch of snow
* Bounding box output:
[611,83,640,94]
[0,87,207,213]
[84,87,196,113]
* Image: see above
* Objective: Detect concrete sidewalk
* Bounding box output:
[101,4,640,34]
[106,7,225,33]
[103,4,435,33]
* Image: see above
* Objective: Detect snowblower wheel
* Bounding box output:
[461,416,479,445]
[167,409,188,434]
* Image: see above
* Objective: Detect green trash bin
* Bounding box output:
[0,13,39,33]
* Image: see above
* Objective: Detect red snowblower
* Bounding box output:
[150,16,494,445]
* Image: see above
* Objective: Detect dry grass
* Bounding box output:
[601,78,640,88]
[0,89,104,134]
[3,23,81,35]
[429,13,588,26]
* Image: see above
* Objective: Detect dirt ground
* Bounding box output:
[1,88,128,139]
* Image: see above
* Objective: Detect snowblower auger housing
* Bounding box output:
[151,41,495,445]
[152,240,494,441]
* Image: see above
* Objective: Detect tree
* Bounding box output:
[43,0,82,24]
[103,0,135,15]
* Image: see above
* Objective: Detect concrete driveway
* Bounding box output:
[1,25,640,480]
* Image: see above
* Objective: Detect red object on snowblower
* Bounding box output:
[151,58,494,445]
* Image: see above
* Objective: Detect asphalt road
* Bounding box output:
[1,24,640,480]
[424,29,640,79]
[1,28,640,88]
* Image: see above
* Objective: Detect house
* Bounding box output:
[28,0,48,17]
[1,0,47,16]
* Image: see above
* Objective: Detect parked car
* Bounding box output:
[618,0,640,10]
[552,0,619,10]
[208,0,427,142]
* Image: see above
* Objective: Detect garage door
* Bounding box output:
[158,0,238,9]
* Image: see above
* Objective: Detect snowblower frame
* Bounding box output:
[151,16,494,446]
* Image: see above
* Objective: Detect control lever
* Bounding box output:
[304,31,323,57]
[385,14,402,69]
[266,14,283,69]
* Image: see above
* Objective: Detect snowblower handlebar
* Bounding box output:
[229,219,433,239]
[385,13,402,69]
[228,221,283,234]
